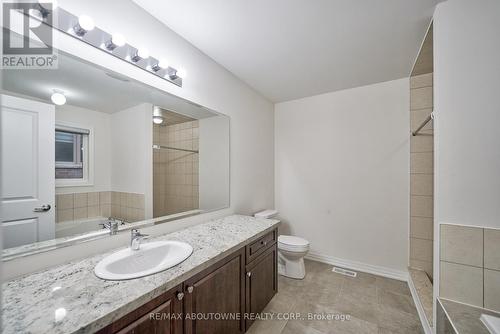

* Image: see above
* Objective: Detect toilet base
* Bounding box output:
[278,252,306,279]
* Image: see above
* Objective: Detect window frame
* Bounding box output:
[55,122,94,188]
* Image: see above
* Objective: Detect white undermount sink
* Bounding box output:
[94,241,193,280]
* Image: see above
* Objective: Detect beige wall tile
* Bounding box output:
[410,259,433,279]
[410,195,433,217]
[87,192,99,206]
[74,193,88,208]
[410,217,433,240]
[410,152,433,174]
[100,204,111,217]
[485,229,500,271]
[410,108,434,131]
[87,205,99,218]
[111,204,120,217]
[440,261,483,307]
[57,194,74,210]
[99,191,111,205]
[57,209,73,222]
[410,73,433,89]
[410,135,434,153]
[411,174,433,196]
[410,237,433,262]
[111,192,120,206]
[484,269,500,312]
[440,224,483,267]
[73,207,88,220]
[411,86,433,110]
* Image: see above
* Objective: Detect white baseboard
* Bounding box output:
[305,251,409,282]
[408,274,433,334]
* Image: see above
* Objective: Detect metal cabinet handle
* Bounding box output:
[177,292,184,300]
[187,286,194,294]
[33,204,51,212]
[247,272,252,277]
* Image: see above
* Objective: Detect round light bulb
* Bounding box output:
[111,33,126,47]
[51,92,66,105]
[78,15,95,32]
[137,48,149,59]
[176,68,187,78]
[153,116,163,124]
[158,59,169,69]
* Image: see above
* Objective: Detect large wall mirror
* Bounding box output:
[1,49,230,259]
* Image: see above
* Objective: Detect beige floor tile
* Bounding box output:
[281,320,325,334]
[375,277,411,296]
[246,319,287,334]
[378,289,417,316]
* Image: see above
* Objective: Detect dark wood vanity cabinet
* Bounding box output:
[96,284,184,334]
[184,248,246,334]
[245,244,278,330]
[96,228,277,334]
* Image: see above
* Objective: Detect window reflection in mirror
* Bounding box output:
[0,50,229,258]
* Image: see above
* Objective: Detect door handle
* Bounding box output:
[33,204,51,212]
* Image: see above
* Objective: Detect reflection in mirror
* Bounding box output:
[1,50,229,258]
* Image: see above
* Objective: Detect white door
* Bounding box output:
[1,94,55,248]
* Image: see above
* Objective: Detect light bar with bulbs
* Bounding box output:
[28,5,185,87]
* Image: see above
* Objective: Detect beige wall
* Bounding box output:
[440,224,500,312]
[153,121,199,217]
[409,73,434,278]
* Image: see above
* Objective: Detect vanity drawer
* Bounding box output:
[246,229,276,263]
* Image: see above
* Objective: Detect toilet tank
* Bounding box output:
[254,209,278,219]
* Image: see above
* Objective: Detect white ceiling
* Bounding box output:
[133,0,438,102]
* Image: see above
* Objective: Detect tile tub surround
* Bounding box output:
[409,268,434,326]
[439,224,500,311]
[409,72,434,279]
[2,215,280,334]
[153,120,199,218]
[247,260,423,334]
[437,298,500,334]
[56,191,145,223]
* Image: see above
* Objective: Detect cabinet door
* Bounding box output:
[96,285,183,334]
[184,249,245,334]
[245,244,278,330]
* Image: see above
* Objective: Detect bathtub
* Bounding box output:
[56,217,110,238]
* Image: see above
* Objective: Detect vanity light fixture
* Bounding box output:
[45,7,185,86]
[131,48,149,62]
[152,116,164,124]
[37,0,57,18]
[152,106,164,124]
[105,33,126,51]
[73,15,95,36]
[51,91,66,105]
[152,59,169,72]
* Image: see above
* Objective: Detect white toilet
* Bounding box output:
[254,210,310,280]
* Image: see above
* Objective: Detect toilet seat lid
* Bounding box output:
[278,235,309,247]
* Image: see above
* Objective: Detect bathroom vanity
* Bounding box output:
[2,215,279,334]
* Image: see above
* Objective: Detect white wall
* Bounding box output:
[4,0,274,278]
[199,116,230,211]
[434,0,500,229]
[110,103,153,218]
[275,78,409,274]
[55,104,111,194]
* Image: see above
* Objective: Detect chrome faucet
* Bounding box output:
[100,218,119,235]
[130,229,148,250]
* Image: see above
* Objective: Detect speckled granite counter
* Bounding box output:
[437,298,500,334]
[2,215,280,334]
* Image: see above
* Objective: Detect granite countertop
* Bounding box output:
[438,298,500,334]
[2,215,280,334]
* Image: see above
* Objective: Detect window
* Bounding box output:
[55,124,92,186]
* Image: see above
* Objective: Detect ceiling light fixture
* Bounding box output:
[51,91,66,105]
[73,15,95,36]
[105,33,126,51]
[152,116,164,124]
[131,48,149,62]
[152,58,168,72]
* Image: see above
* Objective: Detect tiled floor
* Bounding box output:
[247,260,423,334]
